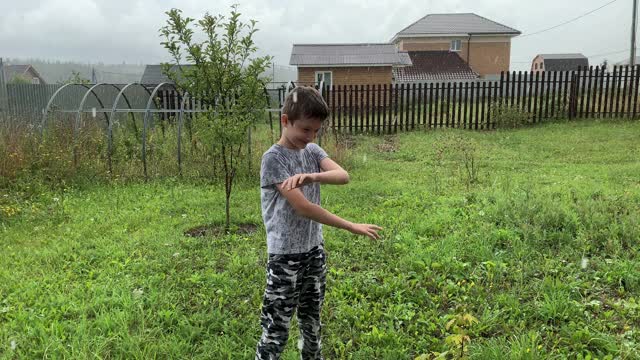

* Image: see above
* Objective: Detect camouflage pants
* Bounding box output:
[255,246,327,360]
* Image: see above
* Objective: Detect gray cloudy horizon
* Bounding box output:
[0,0,636,71]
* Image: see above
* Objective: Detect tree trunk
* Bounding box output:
[222,144,231,231]
[225,181,231,232]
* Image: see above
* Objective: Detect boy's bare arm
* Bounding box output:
[276,184,382,240]
[316,157,349,184]
[281,158,349,191]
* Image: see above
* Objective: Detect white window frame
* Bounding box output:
[450,39,462,52]
[31,77,40,84]
[315,71,332,88]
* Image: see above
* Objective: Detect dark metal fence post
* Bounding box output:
[0,58,8,115]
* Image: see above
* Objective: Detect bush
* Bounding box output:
[490,102,533,129]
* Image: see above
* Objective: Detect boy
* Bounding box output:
[256,87,382,360]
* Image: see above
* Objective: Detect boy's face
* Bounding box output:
[281,115,323,149]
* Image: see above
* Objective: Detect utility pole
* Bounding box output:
[631,0,638,66]
[0,58,8,113]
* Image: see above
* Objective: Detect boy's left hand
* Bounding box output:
[282,173,317,191]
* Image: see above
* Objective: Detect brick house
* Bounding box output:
[531,54,589,72]
[3,64,46,84]
[390,13,521,78]
[289,43,412,87]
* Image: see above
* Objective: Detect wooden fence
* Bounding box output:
[317,65,640,134]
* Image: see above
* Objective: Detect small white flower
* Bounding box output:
[10,340,16,350]
[181,214,187,218]
[132,288,144,298]
[172,252,180,257]
[478,211,485,216]
[581,257,589,269]
[53,197,59,202]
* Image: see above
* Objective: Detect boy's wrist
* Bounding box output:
[344,221,355,232]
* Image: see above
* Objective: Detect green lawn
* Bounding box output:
[2,119,640,359]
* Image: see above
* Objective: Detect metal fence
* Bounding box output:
[321,66,640,133]
[0,80,291,180]
[5,66,639,134]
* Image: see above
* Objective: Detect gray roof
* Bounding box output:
[140,64,194,84]
[4,65,30,79]
[392,13,521,41]
[290,44,412,67]
[534,54,589,72]
[3,65,31,82]
[538,53,587,60]
[141,65,171,84]
[2,64,46,84]
[544,59,589,72]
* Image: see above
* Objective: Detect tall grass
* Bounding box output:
[1,118,639,359]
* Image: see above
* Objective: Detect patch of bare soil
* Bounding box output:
[184,223,258,237]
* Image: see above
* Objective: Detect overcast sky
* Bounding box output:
[0,0,636,71]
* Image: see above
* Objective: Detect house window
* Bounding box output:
[31,77,40,84]
[315,71,332,88]
[534,63,538,70]
[540,62,544,70]
[450,39,461,52]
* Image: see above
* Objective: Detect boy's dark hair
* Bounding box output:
[282,87,329,122]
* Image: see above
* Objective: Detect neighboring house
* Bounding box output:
[390,13,521,78]
[142,64,296,86]
[3,64,46,84]
[289,43,412,87]
[140,64,189,85]
[531,54,589,72]
[393,51,478,82]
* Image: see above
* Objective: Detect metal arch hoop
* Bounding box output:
[72,83,117,167]
[41,83,93,135]
[283,81,296,111]
[142,82,179,179]
[176,92,190,176]
[107,82,152,174]
[263,86,274,141]
[277,81,297,135]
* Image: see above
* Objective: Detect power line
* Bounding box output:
[519,0,620,38]
[588,48,629,57]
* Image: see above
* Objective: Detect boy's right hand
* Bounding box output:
[349,223,383,240]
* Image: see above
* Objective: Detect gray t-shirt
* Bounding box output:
[260,143,329,254]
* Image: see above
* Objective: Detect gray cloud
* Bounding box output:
[0,0,635,70]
